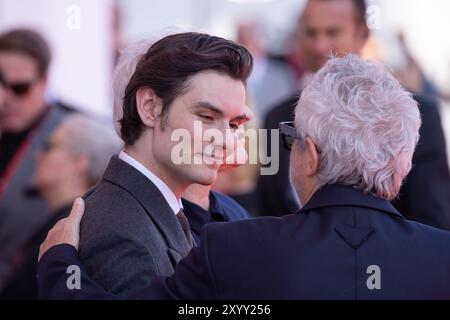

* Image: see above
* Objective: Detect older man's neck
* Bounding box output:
[298,179,320,207]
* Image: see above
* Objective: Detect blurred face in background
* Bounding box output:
[33,123,87,193]
[0,51,47,133]
[298,0,368,72]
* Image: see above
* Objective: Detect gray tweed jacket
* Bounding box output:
[79,156,191,297]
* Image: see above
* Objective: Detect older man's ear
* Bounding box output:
[304,137,320,176]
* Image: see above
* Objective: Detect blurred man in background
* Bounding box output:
[236,20,295,123]
[0,29,67,292]
[257,0,450,231]
[0,114,121,299]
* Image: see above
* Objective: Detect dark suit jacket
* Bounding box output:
[78,155,192,297]
[257,93,450,231]
[38,184,450,299]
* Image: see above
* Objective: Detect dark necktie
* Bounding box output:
[176,209,194,248]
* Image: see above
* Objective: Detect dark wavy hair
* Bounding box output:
[120,32,253,146]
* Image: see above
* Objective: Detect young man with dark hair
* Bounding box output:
[77,32,253,297]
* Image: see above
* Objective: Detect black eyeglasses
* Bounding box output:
[279,121,300,151]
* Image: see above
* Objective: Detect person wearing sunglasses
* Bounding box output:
[0,29,67,294]
[38,55,450,300]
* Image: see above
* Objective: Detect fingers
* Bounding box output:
[38,243,45,262]
[67,197,85,225]
[53,217,67,230]
[38,228,55,262]
[37,198,85,262]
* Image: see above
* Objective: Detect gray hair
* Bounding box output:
[295,54,421,200]
[61,114,123,185]
[112,38,155,135]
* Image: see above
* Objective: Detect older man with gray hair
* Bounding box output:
[38,54,450,299]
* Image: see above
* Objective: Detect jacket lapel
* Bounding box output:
[101,156,191,256]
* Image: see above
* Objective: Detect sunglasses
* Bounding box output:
[0,71,39,96]
[5,80,38,96]
[279,121,300,151]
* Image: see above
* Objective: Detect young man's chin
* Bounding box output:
[190,166,218,186]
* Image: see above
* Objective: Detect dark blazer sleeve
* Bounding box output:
[392,95,450,230]
[38,244,117,300]
[38,228,219,300]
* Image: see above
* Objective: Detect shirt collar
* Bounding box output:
[118,150,183,215]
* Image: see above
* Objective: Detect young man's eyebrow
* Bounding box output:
[193,101,224,116]
[193,101,249,121]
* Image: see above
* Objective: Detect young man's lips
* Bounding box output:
[200,153,223,165]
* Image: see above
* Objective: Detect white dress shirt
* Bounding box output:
[118,150,183,215]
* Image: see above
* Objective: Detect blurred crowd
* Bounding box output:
[1,0,450,299]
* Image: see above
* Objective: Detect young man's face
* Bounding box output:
[151,70,249,188]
